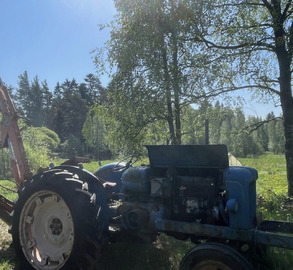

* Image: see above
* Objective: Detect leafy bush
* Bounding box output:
[58,135,83,158]
[21,126,60,173]
[22,126,60,153]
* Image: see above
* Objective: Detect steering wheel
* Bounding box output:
[113,154,139,171]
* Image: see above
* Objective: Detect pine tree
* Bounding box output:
[82,74,107,106]
[29,76,44,126]
[50,79,88,145]
[16,71,31,118]
[42,80,52,127]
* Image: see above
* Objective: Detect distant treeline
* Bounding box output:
[1,71,282,166]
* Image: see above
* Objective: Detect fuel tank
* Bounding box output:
[122,166,151,193]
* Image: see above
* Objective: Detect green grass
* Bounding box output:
[240,152,293,269]
[240,153,287,196]
[83,159,114,173]
[240,153,289,221]
[0,180,18,202]
[0,261,14,270]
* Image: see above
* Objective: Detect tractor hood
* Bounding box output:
[145,145,229,169]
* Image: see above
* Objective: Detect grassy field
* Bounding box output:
[240,153,289,220]
[240,153,293,269]
[0,153,293,269]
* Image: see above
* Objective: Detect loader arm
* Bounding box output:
[0,81,32,224]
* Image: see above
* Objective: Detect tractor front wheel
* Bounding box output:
[12,169,107,270]
[179,242,253,270]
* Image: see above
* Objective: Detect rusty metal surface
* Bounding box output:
[145,145,229,168]
[254,230,293,250]
[0,83,32,185]
[154,218,293,250]
[154,218,255,242]
[0,194,13,225]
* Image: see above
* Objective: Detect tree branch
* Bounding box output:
[282,0,292,20]
[262,0,273,12]
[183,84,280,101]
[238,116,283,135]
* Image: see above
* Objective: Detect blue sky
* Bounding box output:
[0,0,282,118]
[0,0,115,90]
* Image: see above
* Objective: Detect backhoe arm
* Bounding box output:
[0,82,32,187]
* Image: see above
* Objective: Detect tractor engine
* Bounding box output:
[120,166,222,224]
[112,145,241,240]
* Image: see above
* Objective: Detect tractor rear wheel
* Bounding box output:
[179,242,253,270]
[12,169,108,270]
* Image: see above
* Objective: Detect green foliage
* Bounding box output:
[49,79,88,142]
[0,260,14,270]
[181,106,204,145]
[105,77,168,154]
[96,0,221,146]
[15,71,31,117]
[228,109,264,158]
[45,75,107,157]
[59,135,83,158]
[29,76,44,126]
[22,126,60,153]
[81,74,107,106]
[0,123,60,178]
[15,72,50,127]
[0,180,17,201]
[0,149,13,179]
[23,143,50,172]
[21,126,60,172]
[83,95,283,158]
[267,115,285,154]
[190,103,266,158]
[187,0,293,195]
[82,106,110,159]
[14,73,106,158]
[84,98,169,156]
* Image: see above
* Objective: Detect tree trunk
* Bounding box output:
[282,100,293,196]
[161,34,176,145]
[171,35,181,145]
[170,0,182,145]
[270,0,293,196]
[277,54,293,196]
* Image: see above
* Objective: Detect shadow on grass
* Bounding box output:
[96,242,173,270]
[95,237,187,270]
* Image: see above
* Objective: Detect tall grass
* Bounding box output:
[240,152,293,269]
[240,153,289,220]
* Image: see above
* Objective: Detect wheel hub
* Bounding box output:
[49,217,63,236]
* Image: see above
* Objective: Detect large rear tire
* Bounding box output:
[12,169,108,270]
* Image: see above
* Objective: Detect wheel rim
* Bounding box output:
[192,260,232,270]
[19,190,74,269]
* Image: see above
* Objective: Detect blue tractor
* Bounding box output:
[10,144,293,269]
